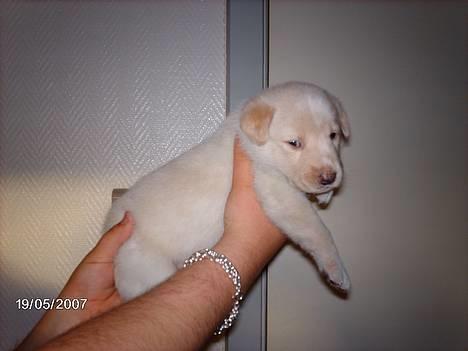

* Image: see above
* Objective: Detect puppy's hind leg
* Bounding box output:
[115,242,177,301]
[254,169,351,292]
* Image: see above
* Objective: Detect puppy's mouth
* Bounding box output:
[305,185,337,206]
[309,186,334,195]
[303,181,338,195]
[300,184,333,196]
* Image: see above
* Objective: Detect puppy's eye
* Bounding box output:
[329,132,337,140]
[287,139,302,149]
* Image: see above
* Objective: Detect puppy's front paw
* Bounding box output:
[323,259,351,292]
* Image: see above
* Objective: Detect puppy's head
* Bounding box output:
[240,82,350,198]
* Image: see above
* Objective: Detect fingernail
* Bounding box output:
[121,212,129,224]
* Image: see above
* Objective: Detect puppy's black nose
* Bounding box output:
[319,171,336,185]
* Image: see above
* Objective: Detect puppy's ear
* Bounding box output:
[240,99,275,145]
[329,94,350,139]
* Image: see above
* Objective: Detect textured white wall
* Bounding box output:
[0,1,225,349]
[268,1,467,350]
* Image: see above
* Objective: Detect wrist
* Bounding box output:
[213,228,285,290]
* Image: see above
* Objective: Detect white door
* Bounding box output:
[0,1,226,350]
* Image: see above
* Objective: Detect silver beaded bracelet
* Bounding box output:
[183,248,243,335]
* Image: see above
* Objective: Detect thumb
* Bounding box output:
[231,137,254,190]
[87,212,134,261]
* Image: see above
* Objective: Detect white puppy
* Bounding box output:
[105,81,351,301]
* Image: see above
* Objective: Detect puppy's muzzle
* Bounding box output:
[319,169,336,186]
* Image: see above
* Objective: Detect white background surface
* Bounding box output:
[0,1,225,349]
[268,1,467,350]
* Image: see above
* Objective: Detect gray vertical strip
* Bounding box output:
[263,0,269,89]
[260,2,269,349]
[226,0,268,350]
[227,0,265,111]
[261,4,269,350]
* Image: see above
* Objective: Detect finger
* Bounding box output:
[232,137,254,190]
[86,211,134,261]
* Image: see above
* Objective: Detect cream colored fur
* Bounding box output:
[105,81,351,300]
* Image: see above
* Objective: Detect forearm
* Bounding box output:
[40,230,285,351]
[40,260,232,351]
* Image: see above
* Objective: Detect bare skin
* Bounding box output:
[16,140,286,351]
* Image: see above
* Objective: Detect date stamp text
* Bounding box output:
[16,298,87,310]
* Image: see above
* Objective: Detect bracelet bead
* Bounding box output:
[183,248,243,335]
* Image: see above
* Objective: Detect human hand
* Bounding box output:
[223,139,279,238]
[16,212,134,350]
[215,138,286,289]
[17,142,283,351]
